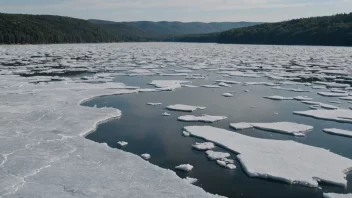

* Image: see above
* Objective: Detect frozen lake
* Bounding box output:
[1,43,352,198]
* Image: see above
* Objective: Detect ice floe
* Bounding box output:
[166,104,206,112]
[264,95,294,100]
[118,141,128,147]
[192,142,215,150]
[206,150,231,160]
[318,92,349,97]
[150,80,189,91]
[175,164,193,172]
[323,128,352,138]
[323,193,352,198]
[147,102,162,106]
[230,122,312,136]
[141,153,151,160]
[178,115,227,123]
[184,126,352,188]
[201,85,222,88]
[294,109,352,123]
[183,177,198,184]
[162,112,171,116]
[222,93,234,97]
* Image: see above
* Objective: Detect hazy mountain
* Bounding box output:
[89,19,262,35]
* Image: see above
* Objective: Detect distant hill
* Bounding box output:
[173,13,352,46]
[89,19,262,35]
[218,13,352,46]
[0,13,120,44]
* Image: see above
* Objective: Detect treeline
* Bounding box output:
[172,13,352,46]
[218,13,352,46]
[0,13,122,44]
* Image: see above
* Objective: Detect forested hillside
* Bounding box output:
[0,13,122,44]
[218,13,352,46]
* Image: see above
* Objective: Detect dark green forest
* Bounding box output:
[173,13,352,46]
[1,12,352,46]
[0,13,123,44]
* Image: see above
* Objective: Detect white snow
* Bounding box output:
[149,80,189,91]
[264,95,294,100]
[206,150,231,160]
[162,112,171,116]
[294,109,352,123]
[222,93,234,97]
[118,141,128,147]
[184,126,352,188]
[175,164,193,172]
[339,96,352,101]
[147,102,162,106]
[226,164,237,170]
[318,92,349,97]
[230,122,312,136]
[178,115,227,123]
[201,85,221,88]
[230,122,253,130]
[218,82,232,87]
[215,80,242,84]
[216,160,227,168]
[183,131,191,137]
[294,96,313,101]
[323,128,352,138]
[166,104,206,112]
[183,177,198,184]
[192,142,215,150]
[323,193,352,198]
[0,74,219,198]
[141,153,151,160]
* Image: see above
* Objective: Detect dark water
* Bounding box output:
[84,75,352,198]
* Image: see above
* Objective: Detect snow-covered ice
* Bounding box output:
[318,92,349,97]
[227,164,237,170]
[323,129,352,138]
[0,74,219,198]
[216,160,227,168]
[192,142,215,150]
[264,95,294,100]
[141,153,151,160]
[175,164,193,172]
[183,131,191,137]
[183,177,198,184]
[294,109,352,123]
[222,93,234,97]
[147,102,162,106]
[231,122,312,136]
[201,85,221,88]
[323,193,352,198]
[205,150,231,160]
[166,104,206,112]
[162,112,171,116]
[184,126,352,188]
[118,141,128,147]
[149,80,189,91]
[178,115,227,123]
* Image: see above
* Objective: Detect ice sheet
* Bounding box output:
[184,126,352,188]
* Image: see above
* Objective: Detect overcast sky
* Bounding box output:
[1,0,351,22]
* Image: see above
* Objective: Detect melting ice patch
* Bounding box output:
[184,126,352,188]
[323,128,352,138]
[178,115,227,123]
[323,193,352,198]
[175,164,193,172]
[206,150,231,160]
[149,80,189,91]
[192,142,215,150]
[294,109,352,123]
[166,104,206,112]
[230,122,312,136]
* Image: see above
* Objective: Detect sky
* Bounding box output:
[0,0,351,22]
